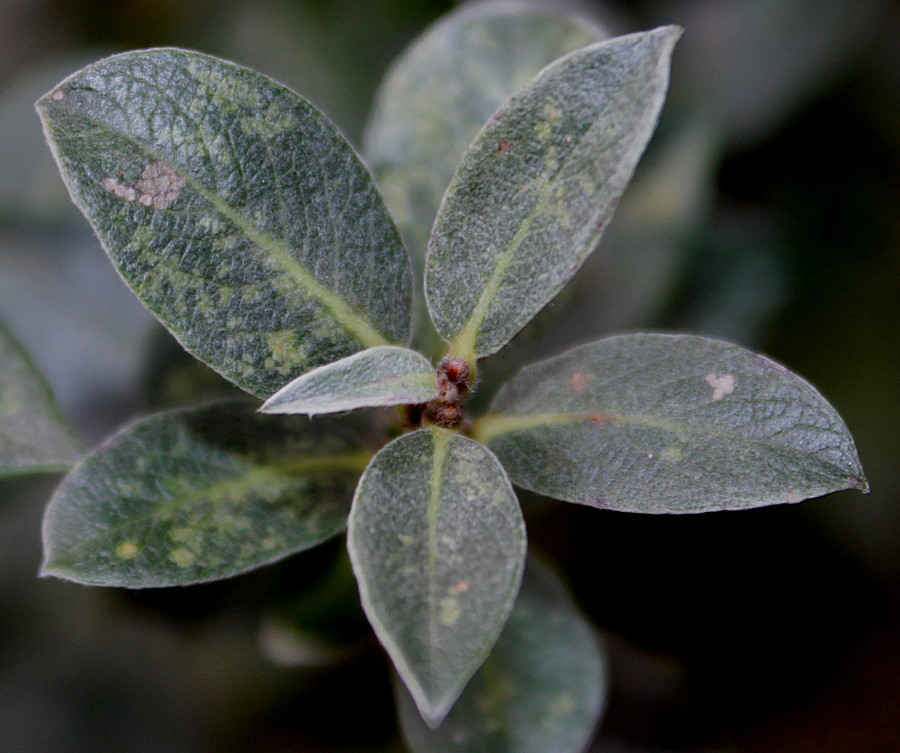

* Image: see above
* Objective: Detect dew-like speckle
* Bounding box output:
[704,372,735,401]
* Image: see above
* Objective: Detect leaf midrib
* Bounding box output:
[447,55,635,360]
[425,427,451,702]
[473,410,858,473]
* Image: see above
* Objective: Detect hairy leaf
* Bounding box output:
[42,403,369,586]
[0,323,80,475]
[37,48,411,398]
[262,346,437,416]
[348,428,526,727]
[477,334,867,513]
[364,2,602,263]
[397,558,606,753]
[426,27,680,360]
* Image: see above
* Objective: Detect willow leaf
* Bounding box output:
[477,334,867,513]
[0,323,80,475]
[364,2,602,263]
[426,27,680,360]
[42,402,369,586]
[262,346,437,415]
[348,428,526,727]
[397,558,607,753]
[37,48,411,398]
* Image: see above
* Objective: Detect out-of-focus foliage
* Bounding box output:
[2,0,899,752]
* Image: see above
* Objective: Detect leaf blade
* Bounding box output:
[37,48,412,397]
[397,558,607,753]
[348,428,526,726]
[477,334,867,513]
[364,2,603,264]
[0,323,80,475]
[261,346,437,415]
[42,402,368,586]
[426,27,681,360]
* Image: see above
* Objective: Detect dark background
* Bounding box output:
[1,0,898,751]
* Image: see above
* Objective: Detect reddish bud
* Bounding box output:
[426,402,463,428]
[439,357,470,391]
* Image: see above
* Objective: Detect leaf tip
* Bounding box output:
[38,559,74,583]
[850,474,870,494]
[411,690,456,730]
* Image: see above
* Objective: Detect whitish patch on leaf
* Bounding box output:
[477,334,867,513]
[348,428,526,727]
[705,372,735,401]
[42,402,369,587]
[0,322,80,475]
[397,559,607,753]
[102,160,186,210]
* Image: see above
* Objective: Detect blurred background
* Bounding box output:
[1,0,898,751]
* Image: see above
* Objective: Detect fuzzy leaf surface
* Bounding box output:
[397,558,606,753]
[37,48,411,398]
[364,2,601,263]
[42,403,368,586]
[348,428,526,727]
[478,334,867,513]
[262,346,437,415]
[0,324,80,475]
[426,27,680,359]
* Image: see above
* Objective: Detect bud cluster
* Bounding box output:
[423,357,471,428]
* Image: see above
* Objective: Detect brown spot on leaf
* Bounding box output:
[451,580,470,594]
[585,412,614,426]
[569,372,591,392]
[496,139,513,153]
[51,89,65,102]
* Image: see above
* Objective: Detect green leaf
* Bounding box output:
[476,334,867,513]
[42,402,369,586]
[426,27,681,361]
[261,346,437,416]
[364,2,603,263]
[36,48,412,398]
[0,323,80,475]
[397,558,607,753]
[348,427,526,727]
